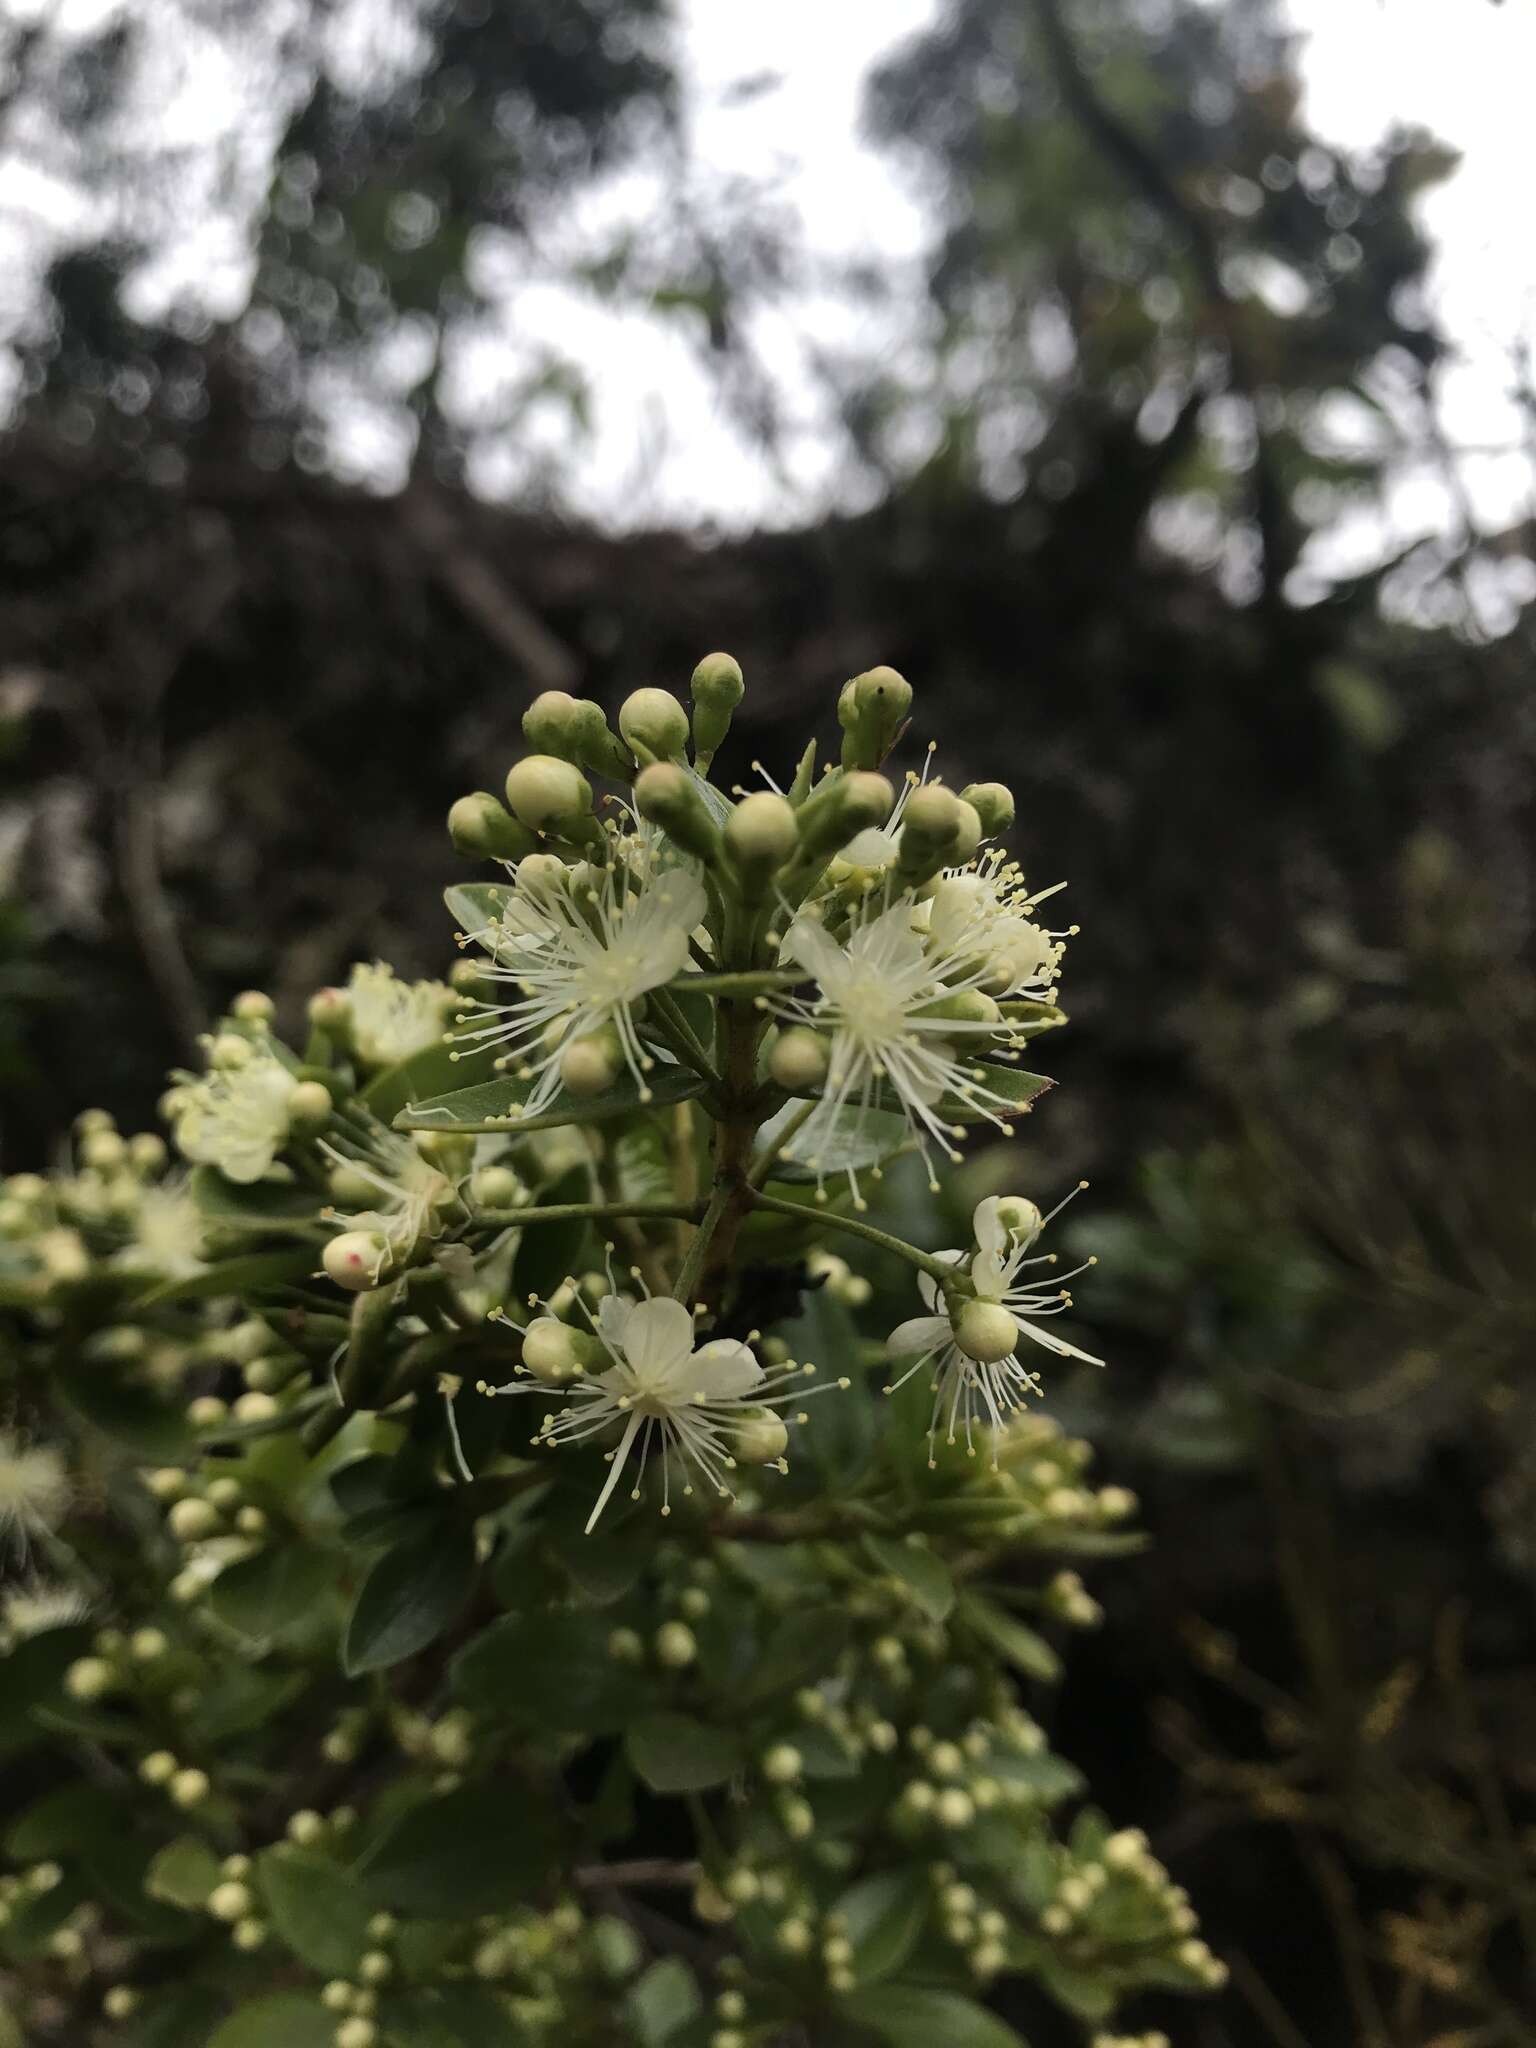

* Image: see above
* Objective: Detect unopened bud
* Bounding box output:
[523,691,632,778]
[689,651,745,760]
[232,990,275,1024]
[469,1165,521,1210]
[724,791,797,899]
[768,1027,830,1094]
[324,1232,388,1292]
[168,1497,221,1543]
[950,800,984,864]
[897,784,967,882]
[953,1301,1018,1365]
[961,781,1014,836]
[209,1881,252,1923]
[308,987,351,1034]
[66,1657,115,1702]
[634,762,722,863]
[286,1080,334,1135]
[129,1132,168,1173]
[619,687,690,765]
[505,755,593,832]
[762,1743,801,1784]
[794,770,894,866]
[837,665,913,769]
[521,1317,597,1385]
[732,1409,789,1465]
[560,1030,622,1099]
[448,792,538,863]
[654,1621,697,1669]
[81,1129,127,1171]
[169,1768,210,1809]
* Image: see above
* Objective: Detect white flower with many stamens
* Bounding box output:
[454,856,707,1113]
[0,1431,70,1552]
[919,854,1074,1004]
[483,1291,843,1532]
[170,1045,293,1185]
[116,1177,207,1280]
[886,1191,1101,1464]
[346,961,454,1067]
[1,1582,90,1643]
[320,1118,461,1287]
[769,892,1034,1197]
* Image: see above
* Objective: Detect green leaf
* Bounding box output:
[755,1099,909,1183]
[362,1033,495,1125]
[840,1985,1028,2048]
[395,1063,705,1135]
[625,1958,702,2046]
[117,1988,225,2048]
[208,1544,339,1645]
[53,1370,192,1459]
[136,1246,317,1307]
[960,1594,1061,1682]
[610,1113,675,1205]
[389,1985,521,2047]
[5,1782,116,1860]
[195,1664,308,1742]
[207,1996,336,2048]
[863,1534,955,1623]
[258,1846,374,1975]
[189,1165,320,1233]
[1038,1960,1116,2022]
[342,1521,476,1675]
[0,1625,92,1758]
[361,1781,559,1918]
[626,1713,742,1793]
[835,1867,931,1985]
[736,1607,851,1707]
[143,1835,221,1911]
[452,1611,631,1732]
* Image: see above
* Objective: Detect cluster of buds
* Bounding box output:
[1039,1827,1227,1991]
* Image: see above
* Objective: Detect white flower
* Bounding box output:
[920,853,1073,1004]
[1,1582,90,1641]
[116,1177,207,1280]
[346,962,454,1067]
[886,1191,1101,1463]
[455,856,707,1112]
[0,1432,70,1549]
[484,1292,840,1532]
[769,892,1035,1196]
[171,1045,293,1184]
[320,1117,461,1285]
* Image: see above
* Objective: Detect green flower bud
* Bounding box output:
[953,1301,1018,1365]
[327,1164,379,1207]
[448,792,538,863]
[560,1028,622,1099]
[167,1497,221,1543]
[139,1750,178,1785]
[505,755,593,832]
[762,1743,802,1784]
[619,687,690,765]
[81,1129,127,1171]
[209,1881,252,1923]
[103,1988,140,2021]
[169,1768,210,1809]
[130,1627,169,1662]
[654,1621,697,1669]
[897,784,967,883]
[794,770,895,867]
[323,1232,389,1293]
[206,1477,242,1514]
[521,1317,599,1385]
[768,1027,830,1093]
[960,781,1014,836]
[286,1080,334,1135]
[469,1165,521,1210]
[129,1131,168,1173]
[523,692,632,778]
[837,665,913,769]
[232,990,275,1024]
[690,650,745,761]
[65,1656,115,1702]
[732,1408,789,1465]
[633,762,722,863]
[335,2020,377,2048]
[307,986,351,1034]
[723,791,798,900]
[951,800,984,864]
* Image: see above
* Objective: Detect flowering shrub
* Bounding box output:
[0,660,1221,2046]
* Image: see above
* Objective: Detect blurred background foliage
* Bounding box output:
[3,0,1534,2040]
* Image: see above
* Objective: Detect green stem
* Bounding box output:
[747,1095,813,1187]
[750,1190,955,1280]
[672,1178,735,1305]
[648,988,725,1089]
[681,970,800,997]
[470,1200,706,1228]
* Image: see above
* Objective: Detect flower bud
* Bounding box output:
[560,1029,622,1099]
[654,1621,697,1669]
[762,1743,801,1784]
[794,770,895,867]
[523,691,632,778]
[993,1196,1043,1247]
[768,1027,831,1094]
[169,1768,210,1809]
[129,1132,168,1173]
[723,791,798,900]
[897,783,965,869]
[65,1657,115,1702]
[131,1628,169,1662]
[951,800,984,864]
[619,687,690,765]
[961,781,1014,836]
[335,2021,378,2048]
[140,1750,178,1785]
[837,665,913,770]
[689,651,745,760]
[953,1300,1018,1365]
[732,1409,789,1465]
[633,762,722,863]
[308,986,351,1034]
[209,1881,252,1923]
[286,1080,334,1136]
[81,1129,127,1171]
[324,1232,389,1293]
[103,1988,140,2021]
[505,755,593,833]
[469,1165,521,1210]
[232,990,275,1024]
[168,1497,221,1543]
[521,1317,597,1385]
[448,792,538,863]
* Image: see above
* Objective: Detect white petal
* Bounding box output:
[595,1293,633,1356]
[917,1257,963,1314]
[887,1315,950,1358]
[972,1197,1007,1259]
[691,1339,763,1399]
[970,1249,1009,1301]
[618,1296,696,1379]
